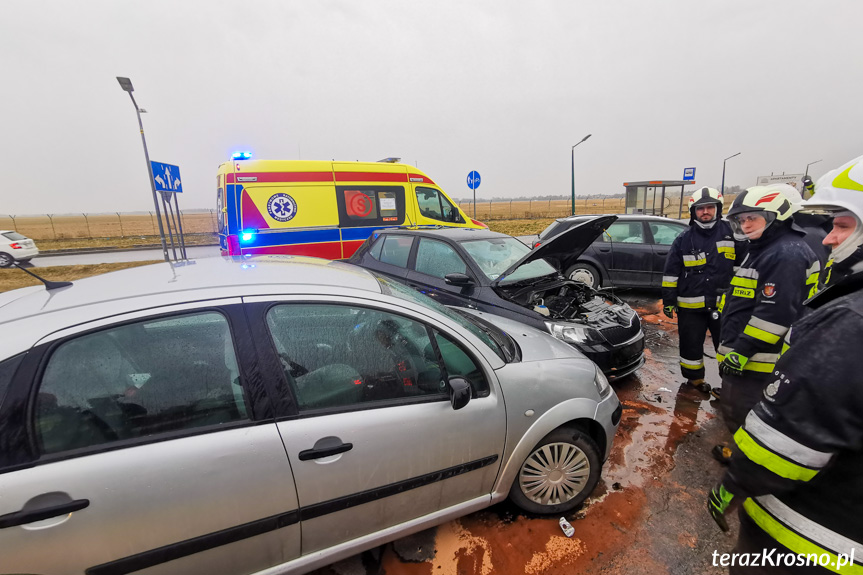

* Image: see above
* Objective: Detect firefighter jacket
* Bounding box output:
[722,269,863,565]
[718,224,819,376]
[662,219,743,311]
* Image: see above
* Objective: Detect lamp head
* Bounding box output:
[116,77,134,92]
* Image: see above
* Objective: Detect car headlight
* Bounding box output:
[546,322,604,345]
[594,367,612,398]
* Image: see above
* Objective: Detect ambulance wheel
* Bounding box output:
[566,263,601,288]
[0,253,14,268]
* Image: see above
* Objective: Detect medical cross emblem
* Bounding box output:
[267,193,298,222]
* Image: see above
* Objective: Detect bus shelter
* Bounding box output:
[622,180,694,218]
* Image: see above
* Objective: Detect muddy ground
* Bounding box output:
[313,290,740,575]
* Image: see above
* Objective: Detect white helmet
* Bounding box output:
[726,186,795,241]
[763,183,802,214]
[801,155,863,265]
[687,187,723,229]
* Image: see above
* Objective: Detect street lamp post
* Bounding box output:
[116,77,170,262]
[571,134,592,215]
[721,152,741,195]
[805,159,823,177]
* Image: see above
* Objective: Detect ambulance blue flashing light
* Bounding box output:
[241,230,256,243]
[232,151,253,160]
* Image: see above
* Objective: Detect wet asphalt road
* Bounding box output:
[315,291,738,575]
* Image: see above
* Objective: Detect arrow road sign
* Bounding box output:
[467,171,481,190]
[151,161,184,193]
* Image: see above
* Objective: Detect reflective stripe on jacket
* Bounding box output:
[719,225,819,375]
[662,220,744,310]
[723,273,863,569]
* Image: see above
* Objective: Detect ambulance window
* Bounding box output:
[379,191,398,219]
[344,190,378,222]
[416,188,460,223]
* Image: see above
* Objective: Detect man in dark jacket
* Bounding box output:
[708,155,863,573]
[712,186,820,464]
[662,187,743,393]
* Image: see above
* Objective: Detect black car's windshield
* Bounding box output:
[460,237,557,284]
[375,274,510,362]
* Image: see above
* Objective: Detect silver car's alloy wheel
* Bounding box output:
[519,442,591,506]
[0,253,13,268]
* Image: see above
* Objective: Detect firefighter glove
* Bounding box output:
[719,352,748,377]
[708,483,735,532]
[663,305,676,319]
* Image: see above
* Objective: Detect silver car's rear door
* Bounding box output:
[0,301,301,575]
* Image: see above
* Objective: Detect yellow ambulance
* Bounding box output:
[217,155,485,258]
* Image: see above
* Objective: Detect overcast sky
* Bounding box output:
[1,0,861,215]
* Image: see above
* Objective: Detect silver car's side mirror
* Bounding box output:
[448,377,471,410]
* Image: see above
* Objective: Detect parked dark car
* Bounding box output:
[530,215,688,289]
[350,216,645,379]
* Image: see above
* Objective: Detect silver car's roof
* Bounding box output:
[0,256,381,327]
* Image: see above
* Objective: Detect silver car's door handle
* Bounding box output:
[299,442,353,461]
[0,498,90,529]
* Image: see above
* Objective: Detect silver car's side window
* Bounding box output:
[35,312,248,455]
[433,330,489,397]
[265,304,448,410]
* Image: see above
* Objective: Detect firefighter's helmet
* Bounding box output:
[802,154,863,266]
[726,186,795,240]
[763,183,803,214]
[688,187,723,228]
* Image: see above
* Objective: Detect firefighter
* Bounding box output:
[711,186,820,464]
[767,183,832,267]
[708,155,863,573]
[662,187,742,393]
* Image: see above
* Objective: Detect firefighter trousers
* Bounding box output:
[677,309,721,381]
[719,372,770,434]
[731,508,833,573]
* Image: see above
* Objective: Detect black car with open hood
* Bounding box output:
[349,216,644,379]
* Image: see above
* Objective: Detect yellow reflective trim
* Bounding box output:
[724,251,735,260]
[717,293,726,312]
[683,257,707,267]
[832,163,863,193]
[743,499,863,574]
[806,272,819,285]
[678,300,705,309]
[732,287,755,298]
[680,360,704,370]
[731,276,758,289]
[717,353,725,362]
[734,429,818,481]
[662,281,677,288]
[744,325,782,344]
[745,360,776,373]
[781,342,790,355]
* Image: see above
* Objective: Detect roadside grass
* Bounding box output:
[485,218,556,236]
[0,262,161,293]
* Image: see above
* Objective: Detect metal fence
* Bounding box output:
[0,211,220,240]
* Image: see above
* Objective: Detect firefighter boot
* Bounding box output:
[712,444,733,465]
[688,379,712,394]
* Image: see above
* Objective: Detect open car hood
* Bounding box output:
[492,215,617,286]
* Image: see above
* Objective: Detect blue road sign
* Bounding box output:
[683,167,696,181]
[151,161,184,193]
[467,171,481,190]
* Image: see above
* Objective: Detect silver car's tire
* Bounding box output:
[509,428,601,515]
[565,263,600,289]
[0,253,14,268]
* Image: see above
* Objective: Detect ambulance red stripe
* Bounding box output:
[226,172,333,184]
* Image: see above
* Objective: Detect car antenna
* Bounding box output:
[12,263,73,290]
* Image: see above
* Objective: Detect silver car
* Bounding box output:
[0,256,621,575]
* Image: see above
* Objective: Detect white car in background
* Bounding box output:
[0,231,39,267]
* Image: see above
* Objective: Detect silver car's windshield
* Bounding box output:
[460,237,557,284]
[375,274,508,362]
